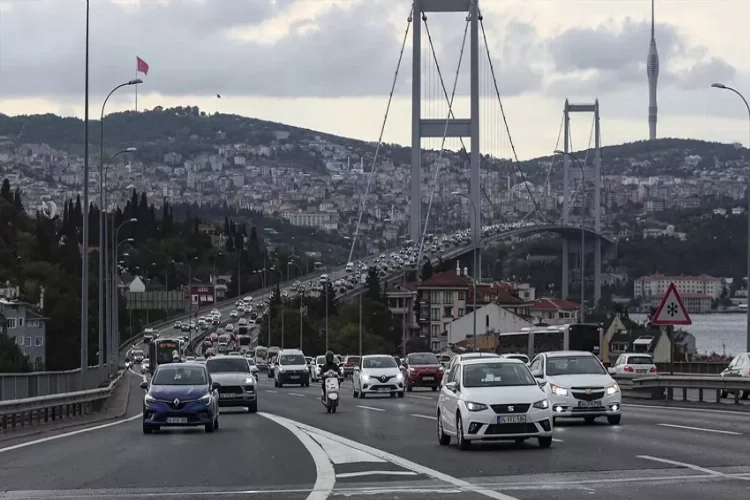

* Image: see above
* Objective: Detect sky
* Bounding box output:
[0,0,748,160]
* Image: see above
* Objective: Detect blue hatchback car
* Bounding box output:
[141,363,220,434]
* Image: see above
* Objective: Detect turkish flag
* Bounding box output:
[136,56,149,75]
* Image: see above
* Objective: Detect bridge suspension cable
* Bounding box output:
[414,14,470,273]
[346,3,414,265]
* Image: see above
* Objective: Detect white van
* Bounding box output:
[143,328,155,342]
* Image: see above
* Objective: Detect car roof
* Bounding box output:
[279,349,304,354]
[460,357,525,366]
[457,353,500,359]
[543,350,597,358]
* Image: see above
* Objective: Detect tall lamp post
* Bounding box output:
[81,0,91,387]
[111,219,136,369]
[113,236,135,352]
[289,262,304,349]
[269,267,283,347]
[104,148,136,375]
[452,191,479,351]
[98,79,142,371]
[554,150,587,323]
[711,82,750,351]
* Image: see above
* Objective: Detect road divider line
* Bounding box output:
[411,414,437,421]
[356,405,385,412]
[636,455,735,478]
[336,471,418,479]
[551,438,564,443]
[627,403,750,416]
[0,414,141,455]
[289,393,306,397]
[265,390,279,394]
[283,415,521,500]
[656,423,742,435]
[259,413,335,500]
[410,395,434,400]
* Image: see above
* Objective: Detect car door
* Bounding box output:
[440,364,461,433]
[353,365,361,391]
[612,355,625,375]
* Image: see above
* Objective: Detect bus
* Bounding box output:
[148,338,181,373]
[238,335,252,352]
[497,323,604,360]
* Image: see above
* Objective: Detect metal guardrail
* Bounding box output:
[0,365,111,402]
[614,374,750,405]
[0,369,126,433]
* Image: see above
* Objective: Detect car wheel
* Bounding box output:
[397,391,405,398]
[274,379,278,387]
[432,386,437,392]
[359,391,366,399]
[584,416,596,424]
[406,386,413,392]
[214,417,219,430]
[437,412,451,446]
[390,392,396,398]
[205,421,215,433]
[142,423,152,434]
[278,381,284,388]
[456,414,471,450]
[607,415,621,425]
[247,401,258,413]
[353,388,359,398]
[538,436,553,448]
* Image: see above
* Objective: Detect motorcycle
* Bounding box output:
[321,370,340,413]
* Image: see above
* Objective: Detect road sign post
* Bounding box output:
[650,283,692,375]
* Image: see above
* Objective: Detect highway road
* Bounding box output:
[2,372,749,500]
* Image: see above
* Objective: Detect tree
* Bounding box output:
[420,260,433,281]
[0,332,32,372]
[365,267,381,302]
[0,179,11,203]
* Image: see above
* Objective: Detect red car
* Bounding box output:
[403,352,444,391]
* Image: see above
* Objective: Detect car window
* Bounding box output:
[546,355,606,376]
[462,362,537,388]
[152,366,207,385]
[279,354,305,365]
[316,356,326,364]
[529,357,541,372]
[362,356,398,369]
[625,356,654,365]
[206,358,250,373]
[408,353,439,365]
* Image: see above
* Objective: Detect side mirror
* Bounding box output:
[211,381,221,390]
[139,381,149,390]
[531,369,543,379]
[607,367,616,375]
[538,380,547,388]
[445,381,458,392]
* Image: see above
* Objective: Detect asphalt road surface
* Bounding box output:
[1,373,749,500]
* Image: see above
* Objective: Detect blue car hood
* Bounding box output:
[149,385,208,400]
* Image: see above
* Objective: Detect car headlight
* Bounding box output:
[465,401,488,412]
[532,399,550,410]
[607,383,620,395]
[550,385,568,396]
[244,377,255,384]
[144,394,157,405]
[396,373,403,381]
[198,393,212,405]
[361,374,370,381]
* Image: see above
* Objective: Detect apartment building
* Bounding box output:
[0,298,47,369]
[634,274,723,300]
[417,270,471,352]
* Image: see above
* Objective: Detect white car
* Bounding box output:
[437,357,553,450]
[499,353,530,365]
[226,323,234,332]
[353,355,405,398]
[274,349,310,387]
[530,350,621,425]
[238,318,248,326]
[608,353,657,378]
[230,310,238,319]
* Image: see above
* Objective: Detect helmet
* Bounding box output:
[325,351,334,363]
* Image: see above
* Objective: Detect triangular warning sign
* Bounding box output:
[651,282,692,326]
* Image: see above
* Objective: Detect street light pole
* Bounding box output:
[555,150,586,323]
[98,80,141,371]
[359,290,363,358]
[81,0,91,388]
[452,191,479,351]
[325,277,329,351]
[711,83,750,351]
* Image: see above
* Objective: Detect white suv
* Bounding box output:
[274,349,310,388]
[530,351,621,425]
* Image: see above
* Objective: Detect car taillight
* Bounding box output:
[624,365,634,373]
[650,366,657,373]
[346,363,352,367]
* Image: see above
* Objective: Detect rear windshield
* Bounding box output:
[408,353,439,365]
[362,356,398,369]
[206,358,250,373]
[346,356,361,364]
[626,356,654,365]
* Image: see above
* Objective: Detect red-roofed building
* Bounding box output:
[529,298,580,325]
[417,270,471,351]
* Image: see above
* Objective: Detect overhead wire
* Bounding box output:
[347,3,414,265]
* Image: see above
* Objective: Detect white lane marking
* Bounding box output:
[280,415,521,500]
[411,414,437,421]
[637,455,750,482]
[552,438,564,443]
[410,395,434,400]
[627,403,750,417]
[657,423,742,435]
[0,414,141,455]
[289,393,306,397]
[356,405,385,412]
[336,471,418,479]
[259,413,336,500]
[307,433,386,464]
[265,390,278,394]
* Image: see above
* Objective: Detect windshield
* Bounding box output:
[132,350,144,356]
[206,358,250,373]
[316,356,326,364]
[362,356,398,369]
[409,353,439,365]
[280,354,305,365]
[546,355,606,376]
[462,362,536,387]
[152,366,207,385]
[346,356,361,364]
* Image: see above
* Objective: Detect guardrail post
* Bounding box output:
[698,388,703,402]
[716,390,721,403]
[682,387,687,401]
[666,387,673,400]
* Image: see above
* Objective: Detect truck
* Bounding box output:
[148,338,181,373]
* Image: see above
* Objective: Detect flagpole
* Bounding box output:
[135,69,138,112]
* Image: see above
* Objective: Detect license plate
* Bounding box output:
[578,401,602,408]
[166,417,187,424]
[220,393,236,398]
[289,375,299,379]
[378,387,390,392]
[497,415,526,424]
[422,376,434,381]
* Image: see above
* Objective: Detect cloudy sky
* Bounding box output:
[0,0,747,159]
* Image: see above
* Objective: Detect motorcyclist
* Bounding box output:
[320,351,339,400]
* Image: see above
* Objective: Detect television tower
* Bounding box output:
[647,0,659,140]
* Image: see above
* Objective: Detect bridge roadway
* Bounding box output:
[1,373,749,500]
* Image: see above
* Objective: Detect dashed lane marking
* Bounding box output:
[411,414,437,421]
[552,438,564,443]
[289,393,306,397]
[657,423,742,435]
[627,403,750,416]
[265,390,279,394]
[335,471,418,479]
[356,405,385,412]
[409,395,435,400]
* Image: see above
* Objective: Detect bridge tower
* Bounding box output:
[411,0,481,276]
[561,100,602,305]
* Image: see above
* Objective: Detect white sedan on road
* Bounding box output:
[437,357,553,450]
[352,355,405,398]
[530,350,621,425]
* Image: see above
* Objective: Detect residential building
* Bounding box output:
[634,274,723,299]
[0,298,47,369]
[385,282,420,345]
[417,270,471,352]
[529,298,580,326]
[445,303,534,347]
[643,292,713,313]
